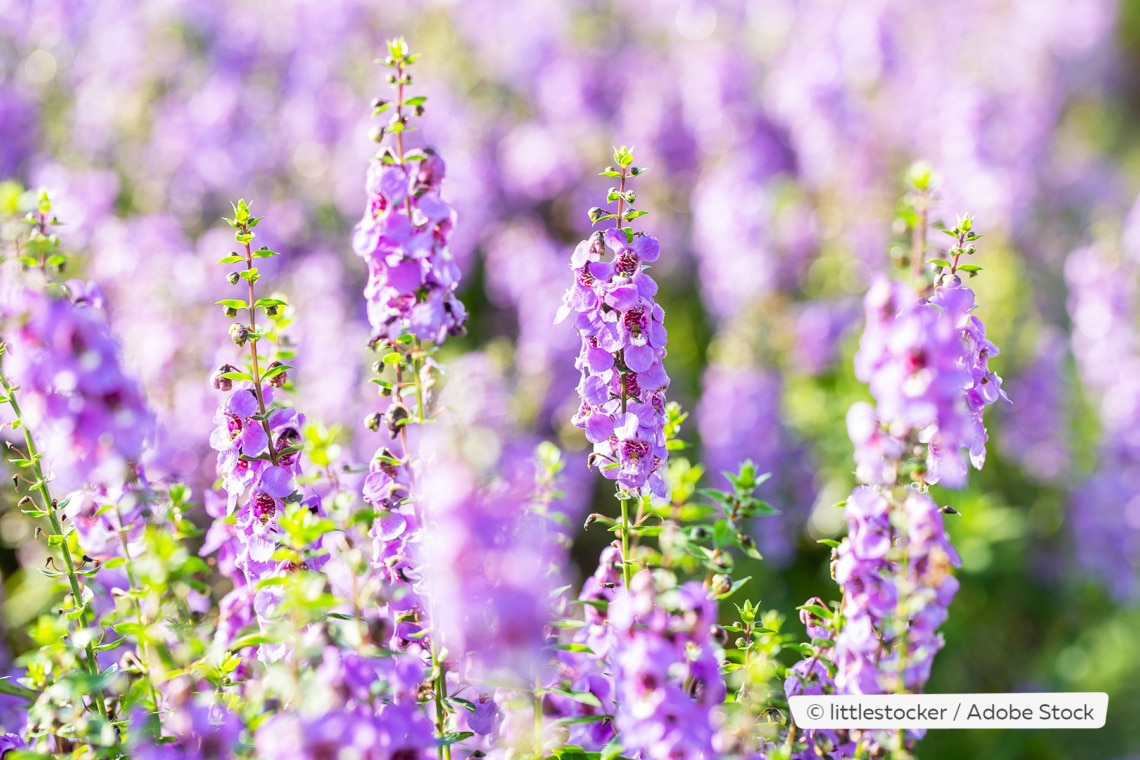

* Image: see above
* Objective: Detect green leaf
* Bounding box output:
[221,370,254,382]
[553,643,595,654]
[217,253,245,264]
[216,299,249,309]
[554,714,610,727]
[957,263,982,272]
[404,95,427,106]
[261,363,292,381]
[797,603,833,620]
[927,258,952,268]
[239,268,260,282]
[252,247,280,259]
[440,731,475,746]
[253,298,287,309]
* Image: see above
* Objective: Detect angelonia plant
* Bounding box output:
[0,41,1009,760]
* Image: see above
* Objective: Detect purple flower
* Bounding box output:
[557,229,670,497]
[853,273,1006,489]
[608,571,724,760]
[1,285,155,489]
[352,149,467,345]
[0,734,25,756]
[418,444,566,679]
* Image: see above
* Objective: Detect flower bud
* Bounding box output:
[266,305,280,318]
[364,412,383,432]
[266,360,288,388]
[710,574,732,596]
[386,404,410,437]
[226,272,240,285]
[229,323,250,347]
[211,364,238,391]
[589,230,605,257]
[223,306,238,318]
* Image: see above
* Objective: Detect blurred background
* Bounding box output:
[2,0,1140,756]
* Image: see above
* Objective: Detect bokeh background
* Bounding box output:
[2,0,1140,757]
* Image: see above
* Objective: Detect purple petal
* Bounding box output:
[227,389,258,418]
[625,343,654,373]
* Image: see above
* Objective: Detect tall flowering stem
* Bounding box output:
[557,146,669,588]
[211,199,319,668]
[0,359,109,722]
[353,39,467,757]
[785,202,1007,758]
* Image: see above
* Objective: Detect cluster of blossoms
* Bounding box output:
[850,271,1005,489]
[557,227,670,497]
[840,265,1001,678]
[0,280,154,488]
[249,647,434,760]
[209,383,321,610]
[361,448,425,649]
[609,571,726,760]
[831,487,960,696]
[418,431,567,679]
[351,146,467,344]
[206,201,328,663]
[1065,243,1140,598]
[784,220,1007,757]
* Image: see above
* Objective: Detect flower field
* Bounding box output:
[1,1,1140,758]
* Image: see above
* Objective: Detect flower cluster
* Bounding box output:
[851,276,971,487]
[352,151,467,345]
[251,647,434,760]
[0,284,154,488]
[609,571,725,760]
[831,487,960,695]
[557,222,670,496]
[351,41,466,346]
[419,457,561,678]
[851,269,1006,488]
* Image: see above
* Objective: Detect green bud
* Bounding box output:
[364,412,383,432]
[223,306,238,319]
[226,272,240,285]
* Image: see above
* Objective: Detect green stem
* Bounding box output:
[0,360,109,720]
[243,239,278,467]
[620,493,633,589]
[116,522,163,717]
